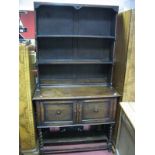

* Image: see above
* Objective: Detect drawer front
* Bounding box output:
[81,98,117,123]
[36,101,76,126]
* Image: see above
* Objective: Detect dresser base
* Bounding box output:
[38,124,114,154]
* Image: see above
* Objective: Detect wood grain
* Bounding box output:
[33,85,120,100]
[19,45,36,150]
[113,10,135,102]
[122,10,135,101]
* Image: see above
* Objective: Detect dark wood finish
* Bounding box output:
[81,99,117,124]
[36,98,117,127]
[38,64,113,86]
[37,37,114,66]
[35,3,118,36]
[40,79,109,86]
[38,128,43,154]
[33,85,120,100]
[37,34,116,39]
[33,2,119,154]
[41,142,109,154]
[43,135,108,145]
[34,2,118,87]
[108,124,114,151]
[38,59,113,65]
[36,100,76,126]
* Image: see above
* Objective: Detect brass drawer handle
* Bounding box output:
[56,110,62,115]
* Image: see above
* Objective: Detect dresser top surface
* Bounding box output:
[33,85,120,100]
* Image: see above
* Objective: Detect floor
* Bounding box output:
[58,150,113,155]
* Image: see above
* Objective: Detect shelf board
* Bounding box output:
[38,59,113,65]
[40,78,108,86]
[43,135,108,145]
[42,142,108,154]
[37,34,115,39]
[33,85,120,100]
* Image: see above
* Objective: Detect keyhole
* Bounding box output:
[56,110,61,115]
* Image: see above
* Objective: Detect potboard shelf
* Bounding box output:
[43,135,108,145]
[42,142,109,154]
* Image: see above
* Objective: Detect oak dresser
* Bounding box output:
[33,2,120,154]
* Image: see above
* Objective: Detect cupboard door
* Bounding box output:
[36,101,76,127]
[81,98,117,124]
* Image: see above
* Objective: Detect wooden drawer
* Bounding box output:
[36,101,76,126]
[80,98,117,124]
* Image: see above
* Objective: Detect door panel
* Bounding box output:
[81,99,116,123]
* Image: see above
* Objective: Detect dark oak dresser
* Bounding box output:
[33,2,120,154]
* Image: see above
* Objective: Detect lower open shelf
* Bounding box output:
[42,125,109,145]
[41,142,109,154]
[44,135,108,145]
[39,124,112,154]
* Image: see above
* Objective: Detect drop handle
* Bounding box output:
[56,110,62,115]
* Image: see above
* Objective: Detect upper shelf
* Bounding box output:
[37,35,115,40]
[38,59,113,65]
[36,4,117,37]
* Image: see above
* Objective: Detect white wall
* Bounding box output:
[19,0,135,12]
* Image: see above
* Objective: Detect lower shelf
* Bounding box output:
[42,125,109,145]
[44,135,108,145]
[41,142,109,154]
[39,124,113,154]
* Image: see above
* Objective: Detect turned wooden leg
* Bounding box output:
[38,128,43,155]
[108,124,114,152]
